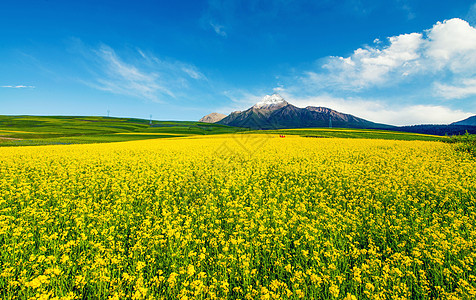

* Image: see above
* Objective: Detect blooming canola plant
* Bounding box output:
[0,135,475,299]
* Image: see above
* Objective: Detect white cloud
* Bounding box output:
[305,18,476,95]
[91,46,171,101]
[425,18,476,73]
[217,89,472,125]
[182,66,207,80]
[435,78,476,99]
[210,21,227,37]
[287,94,473,126]
[214,16,476,126]
[1,85,35,88]
[82,44,207,102]
[311,32,423,90]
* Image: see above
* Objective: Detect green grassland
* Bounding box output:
[0,115,245,146]
[0,115,444,147]
[249,128,443,141]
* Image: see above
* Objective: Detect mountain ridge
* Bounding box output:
[213,94,393,130]
[199,112,226,123]
[452,115,476,126]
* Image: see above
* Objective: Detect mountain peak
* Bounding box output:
[253,94,288,109]
[217,95,393,129]
[199,112,226,123]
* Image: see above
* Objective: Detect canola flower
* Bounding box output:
[0,135,475,299]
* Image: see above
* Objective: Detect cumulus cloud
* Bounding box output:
[296,18,476,123]
[314,32,423,89]
[216,17,476,126]
[80,44,207,102]
[286,94,473,128]
[304,18,476,95]
[426,18,476,72]
[288,94,473,126]
[218,89,472,125]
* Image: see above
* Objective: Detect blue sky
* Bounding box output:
[1,0,476,125]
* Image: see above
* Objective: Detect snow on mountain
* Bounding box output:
[253,94,288,109]
[217,94,393,129]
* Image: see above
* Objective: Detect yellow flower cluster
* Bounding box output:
[0,135,475,299]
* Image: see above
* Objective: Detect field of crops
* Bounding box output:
[1,135,475,299]
[0,115,243,147]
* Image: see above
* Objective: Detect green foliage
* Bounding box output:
[0,115,244,146]
[0,115,446,147]
[256,128,442,141]
[443,131,476,157]
[1,137,475,299]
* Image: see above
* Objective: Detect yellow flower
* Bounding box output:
[329,283,340,298]
[187,265,195,277]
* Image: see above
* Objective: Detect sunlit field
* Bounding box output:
[1,135,475,299]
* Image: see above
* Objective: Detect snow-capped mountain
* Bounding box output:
[253,94,288,109]
[208,94,393,130]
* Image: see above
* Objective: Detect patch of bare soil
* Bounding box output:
[0,136,22,141]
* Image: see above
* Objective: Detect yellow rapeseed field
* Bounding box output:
[0,135,475,299]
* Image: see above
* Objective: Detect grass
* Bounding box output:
[0,115,446,147]
[0,115,245,146]
[248,128,443,141]
[443,131,476,157]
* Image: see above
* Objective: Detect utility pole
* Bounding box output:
[329,116,332,128]
[107,110,110,118]
[149,114,152,126]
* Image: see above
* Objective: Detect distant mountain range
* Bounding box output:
[201,94,393,130]
[452,115,476,126]
[199,94,476,135]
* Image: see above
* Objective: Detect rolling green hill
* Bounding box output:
[0,115,443,147]
[251,128,443,141]
[0,115,244,146]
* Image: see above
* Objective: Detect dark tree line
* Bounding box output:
[391,125,476,136]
